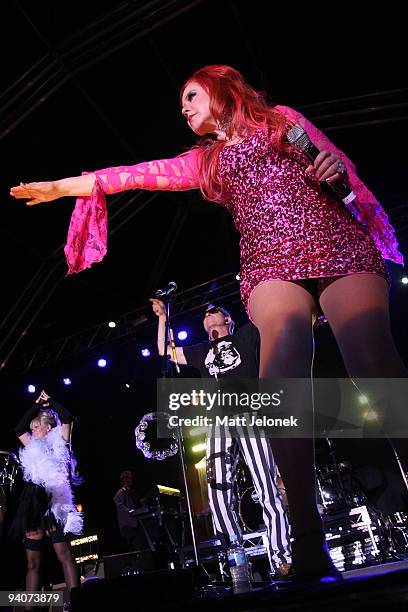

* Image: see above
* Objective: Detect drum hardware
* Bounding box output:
[238,486,264,533]
[0,450,20,493]
[0,486,5,537]
[316,439,368,515]
[0,450,21,536]
[382,512,408,557]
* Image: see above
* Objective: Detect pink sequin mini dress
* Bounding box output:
[216,128,388,314]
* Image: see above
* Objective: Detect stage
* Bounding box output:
[69,559,408,611]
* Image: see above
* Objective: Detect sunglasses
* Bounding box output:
[206,307,220,315]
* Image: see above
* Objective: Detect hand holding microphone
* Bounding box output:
[287,124,357,208]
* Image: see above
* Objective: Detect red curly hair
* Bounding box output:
[181,65,292,202]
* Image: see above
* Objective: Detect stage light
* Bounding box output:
[402,277,408,285]
[358,394,369,405]
[125,383,130,389]
[27,384,36,394]
[141,348,151,357]
[76,504,83,513]
[363,409,378,422]
[188,426,208,438]
[97,358,107,368]
[236,273,240,281]
[195,456,206,470]
[108,321,116,328]
[192,442,206,453]
[63,377,72,386]
[177,330,188,341]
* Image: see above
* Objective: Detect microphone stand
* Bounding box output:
[159,291,202,570]
[387,438,408,495]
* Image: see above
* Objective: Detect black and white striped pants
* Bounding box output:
[206,422,292,570]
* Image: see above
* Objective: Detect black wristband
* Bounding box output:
[15,404,40,436]
[48,398,74,424]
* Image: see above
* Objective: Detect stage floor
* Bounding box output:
[72,558,408,611]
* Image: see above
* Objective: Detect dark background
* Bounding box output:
[1,0,408,588]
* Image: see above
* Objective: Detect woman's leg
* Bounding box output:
[320,273,408,466]
[319,273,407,377]
[24,530,43,611]
[249,281,334,575]
[24,530,43,592]
[53,541,79,592]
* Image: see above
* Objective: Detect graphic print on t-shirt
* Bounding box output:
[204,340,242,377]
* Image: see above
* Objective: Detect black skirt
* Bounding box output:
[8,481,60,541]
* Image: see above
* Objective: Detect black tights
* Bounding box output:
[25,531,79,609]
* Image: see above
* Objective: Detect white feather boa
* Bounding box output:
[19,427,83,535]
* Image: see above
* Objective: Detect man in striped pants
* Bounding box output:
[151,299,292,578]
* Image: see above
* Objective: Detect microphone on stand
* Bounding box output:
[155,281,178,298]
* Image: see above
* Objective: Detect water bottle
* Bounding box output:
[227,534,251,594]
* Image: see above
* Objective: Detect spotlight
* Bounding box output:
[108,321,116,328]
[141,348,151,358]
[402,277,408,285]
[125,383,130,389]
[195,457,206,470]
[363,409,378,422]
[62,377,72,386]
[177,330,188,341]
[358,394,369,405]
[192,442,206,453]
[235,273,240,281]
[27,384,36,394]
[97,358,107,368]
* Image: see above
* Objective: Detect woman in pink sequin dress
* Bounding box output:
[10,65,407,582]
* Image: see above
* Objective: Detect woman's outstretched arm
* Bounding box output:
[10,148,202,205]
[10,148,203,274]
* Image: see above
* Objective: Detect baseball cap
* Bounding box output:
[204,304,235,333]
[204,303,231,317]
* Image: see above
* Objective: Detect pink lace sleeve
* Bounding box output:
[276,105,403,265]
[94,148,201,193]
[64,148,202,274]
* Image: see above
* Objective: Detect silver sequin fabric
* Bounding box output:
[216,130,387,314]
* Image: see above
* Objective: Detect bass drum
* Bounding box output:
[237,486,265,533]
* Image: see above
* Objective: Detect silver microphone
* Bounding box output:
[155,281,178,298]
[287,123,357,210]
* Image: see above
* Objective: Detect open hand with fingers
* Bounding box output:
[10,181,60,206]
[35,389,51,406]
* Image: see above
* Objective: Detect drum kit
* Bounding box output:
[0,450,21,537]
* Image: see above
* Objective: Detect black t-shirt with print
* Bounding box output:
[183,322,259,378]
